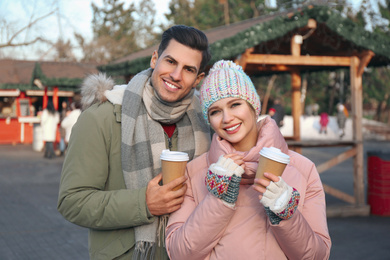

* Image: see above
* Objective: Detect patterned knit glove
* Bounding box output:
[205,155,245,205]
[260,177,300,225]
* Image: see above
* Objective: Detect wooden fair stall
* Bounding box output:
[0,87,74,146]
[234,19,375,216]
[0,60,98,147]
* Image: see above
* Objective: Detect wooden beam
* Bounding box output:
[254,64,292,72]
[291,69,301,142]
[235,47,254,71]
[350,56,365,206]
[290,35,302,147]
[326,205,370,218]
[357,50,375,76]
[316,147,357,174]
[245,54,351,67]
[323,184,356,204]
[291,35,302,56]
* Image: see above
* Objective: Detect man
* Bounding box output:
[57,25,212,260]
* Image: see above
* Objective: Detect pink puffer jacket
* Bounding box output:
[166,116,331,260]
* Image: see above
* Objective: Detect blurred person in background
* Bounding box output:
[41,99,60,159]
[59,101,70,156]
[319,112,329,134]
[270,98,285,128]
[336,103,347,139]
[60,101,82,150]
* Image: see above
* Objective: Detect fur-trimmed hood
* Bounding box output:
[81,73,126,110]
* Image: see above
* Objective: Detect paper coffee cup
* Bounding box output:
[255,147,290,184]
[160,149,189,191]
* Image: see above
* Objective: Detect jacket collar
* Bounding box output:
[207,116,288,177]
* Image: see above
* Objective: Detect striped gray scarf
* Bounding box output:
[121,68,210,259]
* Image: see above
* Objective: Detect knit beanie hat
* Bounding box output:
[200,60,261,122]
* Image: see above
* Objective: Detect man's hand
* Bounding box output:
[146,173,187,216]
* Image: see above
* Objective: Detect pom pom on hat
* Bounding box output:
[200,60,261,122]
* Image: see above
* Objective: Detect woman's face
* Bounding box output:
[208,97,258,151]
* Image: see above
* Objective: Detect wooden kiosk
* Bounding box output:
[0,60,98,146]
[234,19,374,216]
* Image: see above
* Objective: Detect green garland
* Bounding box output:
[30,63,83,91]
[0,83,32,91]
[99,5,390,77]
[98,56,151,77]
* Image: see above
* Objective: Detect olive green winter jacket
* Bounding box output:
[58,101,174,259]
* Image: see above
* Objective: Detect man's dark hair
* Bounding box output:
[157,25,211,74]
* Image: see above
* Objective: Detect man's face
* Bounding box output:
[150,39,205,103]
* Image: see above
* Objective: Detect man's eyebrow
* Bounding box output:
[184,64,198,73]
[164,55,199,72]
[164,55,176,62]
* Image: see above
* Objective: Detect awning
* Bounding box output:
[25,90,74,97]
[0,89,21,97]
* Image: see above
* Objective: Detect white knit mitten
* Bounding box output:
[205,156,245,205]
[260,177,300,224]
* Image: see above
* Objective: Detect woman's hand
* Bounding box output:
[223,153,245,169]
[205,154,245,205]
[252,172,280,200]
[252,172,300,225]
[224,154,255,185]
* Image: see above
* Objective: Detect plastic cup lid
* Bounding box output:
[259,147,290,164]
[160,149,189,161]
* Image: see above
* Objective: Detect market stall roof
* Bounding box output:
[0,59,99,92]
[98,5,390,77]
[0,60,36,90]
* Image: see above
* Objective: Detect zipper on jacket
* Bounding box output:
[167,136,172,150]
[163,131,173,150]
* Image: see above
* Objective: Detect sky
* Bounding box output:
[0,0,170,60]
[0,0,366,61]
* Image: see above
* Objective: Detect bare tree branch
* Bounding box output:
[0,37,46,48]
[0,9,57,49]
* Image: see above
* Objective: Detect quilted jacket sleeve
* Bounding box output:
[270,153,331,260]
[166,164,236,260]
[57,103,154,230]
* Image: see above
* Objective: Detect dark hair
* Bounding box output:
[157,25,211,74]
[71,101,82,110]
[46,99,56,114]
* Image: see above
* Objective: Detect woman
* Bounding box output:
[41,99,60,159]
[165,60,331,259]
[61,101,82,146]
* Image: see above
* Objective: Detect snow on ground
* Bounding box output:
[278,115,353,141]
[262,115,388,141]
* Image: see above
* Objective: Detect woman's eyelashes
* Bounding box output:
[231,102,242,108]
[209,109,220,117]
[209,101,243,117]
